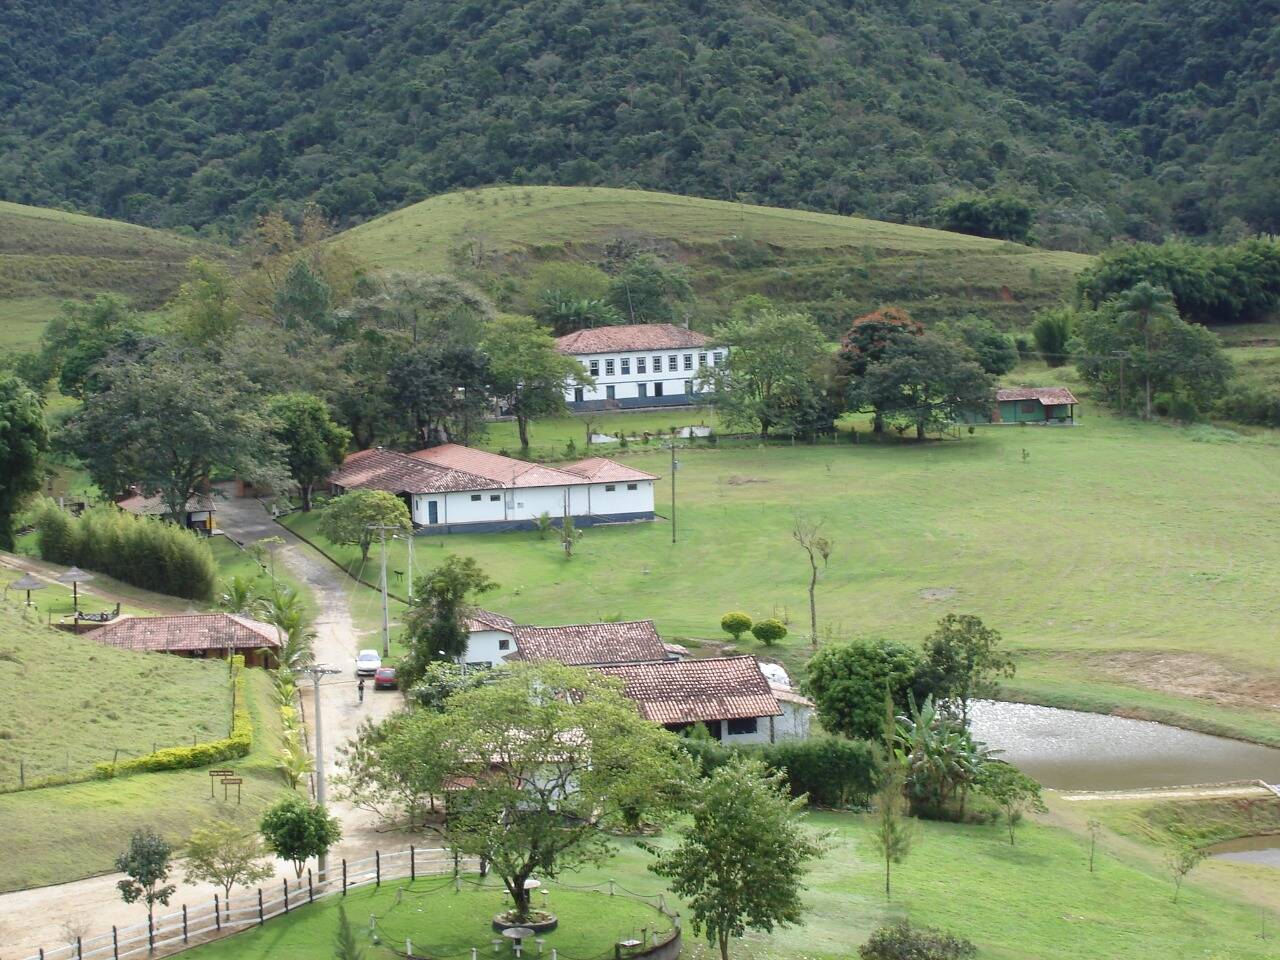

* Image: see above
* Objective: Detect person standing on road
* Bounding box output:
[357,677,365,703]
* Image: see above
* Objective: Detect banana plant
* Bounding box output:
[894,695,991,817]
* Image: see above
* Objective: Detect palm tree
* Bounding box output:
[258,584,315,670]
[895,696,990,817]
[218,575,257,614]
[1115,282,1178,420]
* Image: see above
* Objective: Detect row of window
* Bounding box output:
[588,351,724,378]
[579,379,695,401]
[470,483,638,502]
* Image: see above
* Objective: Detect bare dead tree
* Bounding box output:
[792,515,833,647]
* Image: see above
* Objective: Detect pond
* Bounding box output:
[1209,835,1280,869]
[967,701,1280,791]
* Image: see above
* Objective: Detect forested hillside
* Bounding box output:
[2,0,1277,248]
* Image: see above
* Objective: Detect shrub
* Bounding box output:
[1031,309,1072,367]
[751,618,787,646]
[859,921,977,960]
[680,735,878,809]
[31,499,217,600]
[804,638,932,740]
[96,657,252,778]
[720,611,753,641]
[1214,383,1280,427]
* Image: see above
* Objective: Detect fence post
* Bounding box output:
[215,894,221,931]
[342,858,348,895]
[258,888,264,925]
[148,913,155,951]
[376,849,381,887]
[76,936,82,959]
[283,877,290,913]
[308,867,314,902]
[411,844,416,881]
[183,904,189,942]
[113,926,119,960]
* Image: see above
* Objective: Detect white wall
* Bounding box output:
[774,702,812,740]
[463,628,517,667]
[565,347,726,402]
[587,480,654,515]
[413,479,651,527]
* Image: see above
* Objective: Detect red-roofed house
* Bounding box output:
[329,444,657,533]
[555,323,725,410]
[83,613,280,667]
[965,387,1079,425]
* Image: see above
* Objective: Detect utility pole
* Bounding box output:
[668,442,679,544]
[299,663,340,881]
[367,524,396,657]
[404,532,414,602]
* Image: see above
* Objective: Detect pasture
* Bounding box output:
[289,407,1280,745]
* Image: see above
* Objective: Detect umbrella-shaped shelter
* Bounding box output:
[55,566,95,612]
[8,573,47,607]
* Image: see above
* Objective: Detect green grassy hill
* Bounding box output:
[339,186,1092,332]
[0,200,228,349]
[0,602,231,788]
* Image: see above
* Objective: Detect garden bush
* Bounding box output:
[680,734,878,808]
[31,499,217,600]
[719,611,752,641]
[96,657,252,778]
[1214,383,1280,427]
[751,618,787,646]
[860,921,977,960]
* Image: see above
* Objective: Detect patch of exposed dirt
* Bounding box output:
[1088,651,1280,713]
[726,475,770,485]
[918,587,957,601]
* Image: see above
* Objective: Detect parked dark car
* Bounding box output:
[373,666,398,690]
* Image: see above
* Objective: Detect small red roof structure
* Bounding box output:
[467,608,517,633]
[409,444,587,489]
[996,387,1078,406]
[116,491,216,516]
[329,447,498,495]
[84,613,279,654]
[594,655,783,725]
[555,323,712,355]
[561,457,659,483]
[512,620,669,666]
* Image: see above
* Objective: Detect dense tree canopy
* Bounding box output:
[3,0,1279,247]
[0,373,48,550]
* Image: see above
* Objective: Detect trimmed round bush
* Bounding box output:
[751,618,787,646]
[720,611,753,641]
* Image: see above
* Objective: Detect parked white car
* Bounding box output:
[355,649,382,676]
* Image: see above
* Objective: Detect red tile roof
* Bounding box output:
[467,608,516,633]
[329,447,499,494]
[116,492,216,515]
[561,457,659,483]
[555,323,712,355]
[512,620,668,666]
[997,387,1078,405]
[594,656,782,724]
[409,444,585,489]
[85,614,280,653]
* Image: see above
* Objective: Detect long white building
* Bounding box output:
[555,323,725,410]
[328,444,657,534]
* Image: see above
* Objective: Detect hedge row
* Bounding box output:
[32,498,217,601]
[681,734,878,808]
[96,657,252,778]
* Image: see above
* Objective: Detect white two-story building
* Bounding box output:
[555,323,725,411]
[328,444,657,534]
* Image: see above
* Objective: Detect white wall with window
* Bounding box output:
[565,348,726,407]
[464,627,517,667]
[412,480,652,527]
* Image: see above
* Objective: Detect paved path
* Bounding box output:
[0,494,405,959]
[1057,780,1278,803]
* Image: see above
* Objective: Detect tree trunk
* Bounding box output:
[916,419,925,441]
[884,856,891,900]
[873,411,884,434]
[302,483,313,511]
[808,563,818,646]
[518,416,531,450]
[718,932,730,960]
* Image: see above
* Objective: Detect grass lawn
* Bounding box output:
[185,880,672,960]
[0,603,231,787]
[180,809,1278,960]
[0,665,285,892]
[289,405,1280,744]
[0,295,63,350]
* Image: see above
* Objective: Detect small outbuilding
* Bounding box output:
[83,613,280,667]
[116,491,218,534]
[969,387,1079,425]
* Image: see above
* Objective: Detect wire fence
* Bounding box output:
[16,848,678,960]
[0,730,228,793]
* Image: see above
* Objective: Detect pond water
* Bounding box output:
[1209,835,1280,869]
[967,701,1280,791]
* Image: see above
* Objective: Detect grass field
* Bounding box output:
[0,603,231,788]
[0,664,284,892]
[180,808,1278,960]
[0,199,229,349]
[287,405,1280,745]
[336,186,1091,331]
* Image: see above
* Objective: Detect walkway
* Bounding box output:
[0,493,406,958]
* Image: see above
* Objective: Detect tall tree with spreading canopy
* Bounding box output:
[482,314,589,449]
[183,819,274,900]
[63,351,286,521]
[701,307,829,439]
[0,373,48,550]
[392,662,692,919]
[650,757,824,960]
[803,639,931,741]
[919,614,1014,727]
[837,308,923,433]
[317,489,411,562]
[400,554,497,687]
[265,393,351,510]
[173,258,241,344]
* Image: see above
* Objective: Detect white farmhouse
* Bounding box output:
[459,609,814,743]
[328,444,657,534]
[555,323,725,410]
